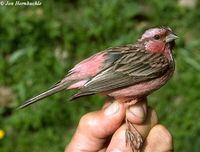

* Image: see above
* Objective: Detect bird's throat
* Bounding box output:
[145,41,165,53]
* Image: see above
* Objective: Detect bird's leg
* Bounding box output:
[125,118,143,152]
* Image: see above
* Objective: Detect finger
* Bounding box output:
[126,98,147,124]
[101,98,113,109]
[65,101,126,152]
[106,125,132,151]
[126,103,158,139]
[131,107,158,139]
[142,124,173,152]
[107,107,158,151]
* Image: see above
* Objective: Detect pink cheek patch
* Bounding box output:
[145,41,165,53]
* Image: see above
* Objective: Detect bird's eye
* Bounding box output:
[154,35,160,40]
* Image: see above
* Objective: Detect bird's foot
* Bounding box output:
[125,120,143,152]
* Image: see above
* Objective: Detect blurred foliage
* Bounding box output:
[0,0,200,151]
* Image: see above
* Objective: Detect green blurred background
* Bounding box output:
[0,0,200,151]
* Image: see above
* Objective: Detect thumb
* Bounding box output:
[65,100,126,152]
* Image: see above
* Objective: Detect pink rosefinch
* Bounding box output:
[18,27,178,151]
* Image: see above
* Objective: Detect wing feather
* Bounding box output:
[71,44,170,99]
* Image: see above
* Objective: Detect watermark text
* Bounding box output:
[0,1,42,6]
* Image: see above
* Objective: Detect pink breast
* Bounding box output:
[108,69,173,98]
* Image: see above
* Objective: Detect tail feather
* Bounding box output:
[69,91,95,101]
[17,83,69,109]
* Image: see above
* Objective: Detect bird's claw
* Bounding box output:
[125,121,143,152]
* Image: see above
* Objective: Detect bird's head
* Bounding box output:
[139,27,178,53]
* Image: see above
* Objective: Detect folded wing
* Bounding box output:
[71,45,169,99]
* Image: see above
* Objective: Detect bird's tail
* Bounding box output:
[17,82,70,109]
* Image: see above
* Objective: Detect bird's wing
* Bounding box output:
[71,45,170,99]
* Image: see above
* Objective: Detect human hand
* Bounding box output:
[65,99,173,152]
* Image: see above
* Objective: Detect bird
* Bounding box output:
[18,27,178,151]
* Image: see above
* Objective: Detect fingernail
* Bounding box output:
[104,101,119,116]
[129,105,145,120]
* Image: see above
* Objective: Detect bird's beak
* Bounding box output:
[165,33,179,43]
